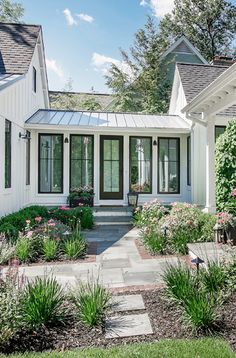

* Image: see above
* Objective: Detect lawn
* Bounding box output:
[1,339,235,358]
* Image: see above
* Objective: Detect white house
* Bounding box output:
[0,23,235,217]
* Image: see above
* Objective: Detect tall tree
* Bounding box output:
[106,16,170,114]
[0,0,24,22]
[159,0,236,61]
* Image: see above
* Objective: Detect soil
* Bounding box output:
[3,289,236,354]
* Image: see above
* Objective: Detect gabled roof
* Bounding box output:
[161,35,208,64]
[0,23,41,74]
[25,109,190,132]
[177,63,228,103]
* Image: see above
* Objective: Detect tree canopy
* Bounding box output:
[106,16,170,114]
[159,0,236,61]
[0,0,24,22]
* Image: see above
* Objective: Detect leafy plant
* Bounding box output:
[163,262,196,302]
[0,223,19,244]
[63,232,86,260]
[143,231,167,254]
[15,236,34,263]
[0,268,24,347]
[21,276,68,328]
[183,292,219,333]
[0,240,15,265]
[200,261,227,294]
[71,279,111,327]
[42,239,59,261]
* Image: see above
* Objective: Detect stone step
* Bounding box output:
[93,206,132,213]
[94,211,132,217]
[95,215,132,223]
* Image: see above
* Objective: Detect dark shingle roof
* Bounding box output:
[0,23,41,74]
[177,63,228,103]
[177,63,236,116]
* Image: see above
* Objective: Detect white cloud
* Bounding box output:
[63,8,77,26]
[77,13,94,23]
[91,52,133,78]
[46,58,64,79]
[141,0,174,17]
[140,0,147,6]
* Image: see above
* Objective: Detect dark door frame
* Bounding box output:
[100,135,123,200]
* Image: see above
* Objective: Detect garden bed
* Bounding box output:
[2,289,236,354]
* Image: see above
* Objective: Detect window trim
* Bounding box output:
[5,119,11,189]
[26,131,31,186]
[129,136,152,194]
[38,133,64,194]
[158,137,180,194]
[69,134,94,191]
[187,136,191,186]
[33,66,37,93]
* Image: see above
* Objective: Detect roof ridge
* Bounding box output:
[0,22,41,28]
[176,62,229,69]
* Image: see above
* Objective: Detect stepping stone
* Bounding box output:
[112,294,145,312]
[105,313,153,338]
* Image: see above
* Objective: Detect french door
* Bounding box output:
[100,136,123,200]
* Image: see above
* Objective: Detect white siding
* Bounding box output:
[0,43,48,217]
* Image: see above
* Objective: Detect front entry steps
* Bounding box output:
[93,206,133,225]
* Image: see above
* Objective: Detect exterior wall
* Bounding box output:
[29,129,191,207]
[0,45,48,217]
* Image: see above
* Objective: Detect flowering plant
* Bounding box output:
[215,212,236,229]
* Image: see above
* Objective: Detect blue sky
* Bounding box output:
[20,0,236,93]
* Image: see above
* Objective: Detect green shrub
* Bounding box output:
[42,239,59,261]
[143,231,167,254]
[21,276,68,328]
[50,206,94,230]
[163,262,197,302]
[15,237,34,263]
[0,223,19,243]
[183,293,218,332]
[71,280,111,327]
[0,268,23,347]
[215,121,236,211]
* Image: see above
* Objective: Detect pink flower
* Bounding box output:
[79,203,84,207]
[35,216,42,223]
[48,219,54,223]
[232,188,236,197]
[27,230,33,238]
[48,222,56,227]
[25,220,31,225]
[60,206,70,211]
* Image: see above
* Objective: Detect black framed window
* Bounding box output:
[215,126,226,141]
[70,135,93,189]
[158,138,180,194]
[39,134,63,193]
[26,131,30,185]
[5,119,11,188]
[33,67,37,93]
[187,136,191,186]
[130,137,152,193]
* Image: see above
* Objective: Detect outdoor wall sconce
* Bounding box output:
[19,132,31,140]
[153,139,157,146]
[127,192,139,207]
[64,137,69,144]
[191,256,204,273]
[213,222,225,243]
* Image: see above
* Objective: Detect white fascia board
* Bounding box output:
[24,123,190,134]
[37,30,49,109]
[183,62,236,115]
[161,35,208,64]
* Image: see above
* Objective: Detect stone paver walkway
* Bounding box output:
[3,225,179,289]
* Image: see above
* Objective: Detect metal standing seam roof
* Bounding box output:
[25,110,190,130]
[0,73,24,90]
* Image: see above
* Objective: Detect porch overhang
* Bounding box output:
[182,62,236,121]
[25,109,191,134]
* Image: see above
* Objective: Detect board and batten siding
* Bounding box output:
[0,44,47,217]
[29,129,191,207]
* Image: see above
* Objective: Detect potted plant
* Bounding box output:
[215,211,236,245]
[68,186,94,207]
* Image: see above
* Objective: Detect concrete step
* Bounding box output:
[93,206,132,213]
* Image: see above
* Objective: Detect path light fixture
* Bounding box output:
[191,257,204,273]
[213,222,224,243]
[127,192,139,207]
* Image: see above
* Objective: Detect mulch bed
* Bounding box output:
[2,289,236,354]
